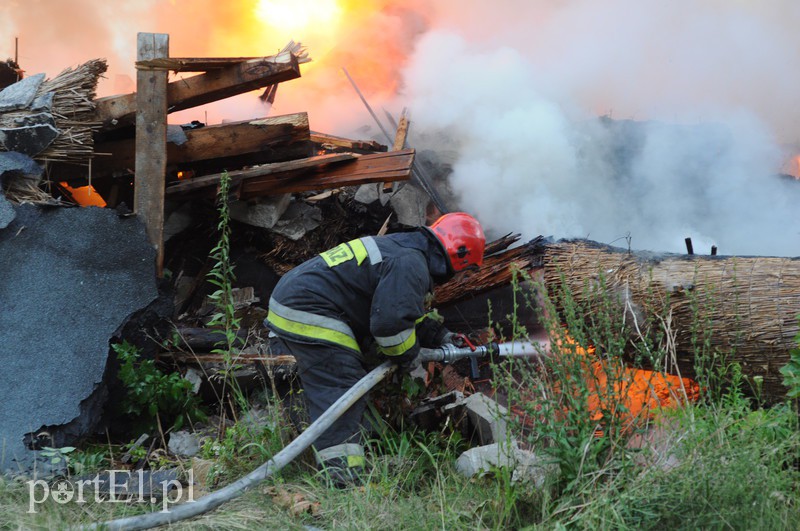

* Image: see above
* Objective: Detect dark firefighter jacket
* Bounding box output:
[265,229,451,359]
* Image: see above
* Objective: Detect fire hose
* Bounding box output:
[91,340,543,530]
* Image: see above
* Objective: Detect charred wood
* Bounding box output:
[166,150,414,199]
[434,236,545,307]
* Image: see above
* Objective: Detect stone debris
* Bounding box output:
[230,194,291,230]
[269,201,322,240]
[0,73,45,112]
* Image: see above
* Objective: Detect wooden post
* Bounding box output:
[134,32,169,276]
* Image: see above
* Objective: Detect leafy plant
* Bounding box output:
[39,446,76,471]
[114,340,206,432]
[779,316,800,399]
[205,171,247,417]
[68,448,108,475]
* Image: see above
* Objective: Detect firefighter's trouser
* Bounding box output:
[274,336,368,451]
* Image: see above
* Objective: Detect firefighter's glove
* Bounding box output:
[393,349,421,373]
[441,332,468,348]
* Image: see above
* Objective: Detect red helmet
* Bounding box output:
[428,212,485,272]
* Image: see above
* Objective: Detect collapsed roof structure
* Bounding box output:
[1,32,799,474]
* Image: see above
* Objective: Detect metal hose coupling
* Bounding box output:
[419,339,546,364]
[418,343,494,364]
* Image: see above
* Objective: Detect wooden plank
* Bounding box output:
[165,152,356,195]
[242,169,411,197]
[136,57,261,71]
[83,113,311,180]
[94,51,301,131]
[134,32,169,277]
[310,132,387,153]
[239,150,414,197]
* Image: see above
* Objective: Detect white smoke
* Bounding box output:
[401,1,800,256]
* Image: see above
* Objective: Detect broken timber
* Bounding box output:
[310,132,387,154]
[165,149,415,199]
[434,235,544,307]
[64,113,312,181]
[541,239,800,401]
[93,51,301,131]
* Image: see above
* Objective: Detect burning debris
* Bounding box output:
[541,239,800,402]
[0,26,796,500]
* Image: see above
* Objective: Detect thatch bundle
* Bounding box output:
[36,58,107,164]
[541,239,800,400]
[0,58,107,165]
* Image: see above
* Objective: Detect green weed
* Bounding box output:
[113,340,206,434]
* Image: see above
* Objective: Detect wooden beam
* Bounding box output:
[240,149,414,197]
[135,57,261,72]
[94,51,301,131]
[310,132,387,154]
[165,149,415,198]
[77,113,311,180]
[134,32,168,277]
[166,152,356,195]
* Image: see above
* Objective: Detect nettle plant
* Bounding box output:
[206,171,247,414]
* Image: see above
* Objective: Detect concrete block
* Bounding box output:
[456,441,555,487]
[389,183,427,227]
[455,442,516,477]
[354,183,380,204]
[462,392,509,445]
[511,447,556,488]
[270,201,321,240]
[230,194,291,229]
[163,201,194,241]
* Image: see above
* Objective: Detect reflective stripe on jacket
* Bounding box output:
[266,232,442,358]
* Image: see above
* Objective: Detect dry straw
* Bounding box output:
[542,239,800,400]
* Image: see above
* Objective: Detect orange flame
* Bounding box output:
[510,333,700,433]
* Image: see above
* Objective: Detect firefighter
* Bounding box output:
[265,212,485,487]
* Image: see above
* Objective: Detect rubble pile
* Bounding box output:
[0,42,536,474]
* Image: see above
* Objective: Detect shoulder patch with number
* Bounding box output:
[320,242,355,267]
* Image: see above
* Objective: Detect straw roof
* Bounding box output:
[542,239,800,400]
